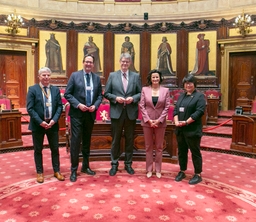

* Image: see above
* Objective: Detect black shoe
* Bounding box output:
[70,171,77,182]
[189,174,202,185]
[125,165,135,175]
[81,167,96,176]
[109,166,118,176]
[175,171,186,182]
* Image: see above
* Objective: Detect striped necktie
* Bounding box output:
[43,86,50,119]
[122,72,128,92]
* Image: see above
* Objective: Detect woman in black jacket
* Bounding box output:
[173,74,206,185]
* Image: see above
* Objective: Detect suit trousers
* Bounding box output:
[142,126,166,173]
[32,130,60,173]
[70,112,94,172]
[176,131,202,174]
[110,108,136,165]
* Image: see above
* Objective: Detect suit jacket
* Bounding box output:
[104,70,141,120]
[26,84,62,132]
[64,70,102,120]
[173,90,206,137]
[139,86,170,127]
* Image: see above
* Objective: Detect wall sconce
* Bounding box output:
[233,11,254,37]
[5,12,24,35]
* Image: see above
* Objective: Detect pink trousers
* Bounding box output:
[142,126,166,173]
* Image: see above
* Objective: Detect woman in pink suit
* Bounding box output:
[139,70,170,178]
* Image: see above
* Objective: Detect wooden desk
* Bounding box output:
[86,121,178,164]
[231,114,256,154]
[0,111,23,149]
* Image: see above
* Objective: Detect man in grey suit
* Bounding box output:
[104,53,141,176]
[64,55,103,182]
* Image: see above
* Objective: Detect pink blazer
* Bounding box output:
[139,86,170,127]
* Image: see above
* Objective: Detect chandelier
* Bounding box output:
[5,12,24,35]
[233,11,254,37]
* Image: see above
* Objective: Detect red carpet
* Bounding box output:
[0,148,256,222]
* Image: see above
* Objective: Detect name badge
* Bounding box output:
[46,102,51,107]
[179,107,185,112]
[87,86,92,90]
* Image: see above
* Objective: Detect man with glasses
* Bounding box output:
[64,55,102,182]
[104,53,141,176]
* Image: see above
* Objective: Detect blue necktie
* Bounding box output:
[43,86,50,119]
[86,74,91,106]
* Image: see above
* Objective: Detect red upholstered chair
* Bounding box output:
[169,97,174,105]
[137,104,142,120]
[0,98,12,110]
[167,105,174,122]
[251,99,256,114]
[204,89,221,99]
[96,103,110,121]
[173,93,181,104]
[59,88,68,105]
[64,103,71,153]
[170,89,184,97]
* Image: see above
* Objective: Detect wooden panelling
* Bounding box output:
[0,111,23,149]
[69,121,178,163]
[231,115,256,153]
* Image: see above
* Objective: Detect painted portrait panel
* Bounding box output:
[188,31,217,76]
[151,33,177,76]
[78,33,104,76]
[39,30,67,76]
[114,34,140,73]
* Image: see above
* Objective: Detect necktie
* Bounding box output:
[43,86,50,119]
[122,72,128,92]
[86,73,91,106]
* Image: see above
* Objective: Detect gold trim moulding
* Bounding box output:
[0,34,39,44]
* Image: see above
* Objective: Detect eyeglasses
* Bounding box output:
[84,61,93,64]
[185,82,194,85]
[121,60,130,64]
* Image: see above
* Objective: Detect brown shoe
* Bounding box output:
[54,172,65,181]
[37,173,44,183]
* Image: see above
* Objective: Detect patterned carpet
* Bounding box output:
[0,148,256,222]
[1,109,254,221]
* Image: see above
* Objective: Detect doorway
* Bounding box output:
[0,50,27,108]
[229,51,256,110]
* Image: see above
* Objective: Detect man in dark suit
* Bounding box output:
[64,55,102,182]
[104,53,141,176]
[27,67,65,183]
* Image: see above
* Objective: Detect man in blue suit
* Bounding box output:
[65,55,102,182]
[27,67,65,183]
[104,53,141,176]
